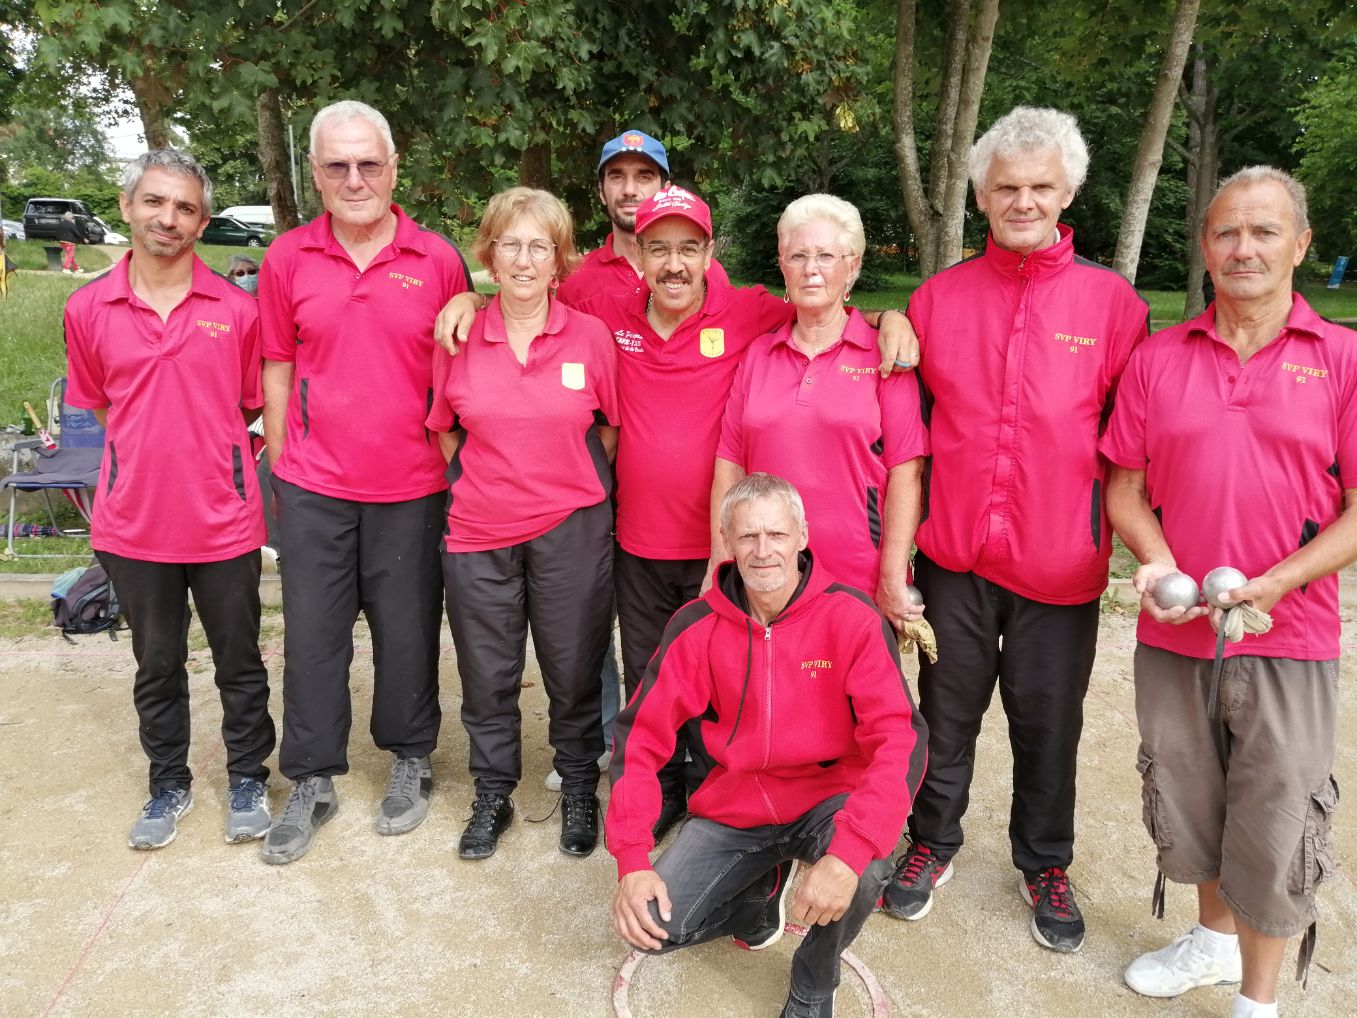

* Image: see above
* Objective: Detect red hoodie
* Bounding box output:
[606,553,929,878]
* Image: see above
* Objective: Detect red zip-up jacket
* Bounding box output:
[908,225,1148,604]
[606,552,929,878]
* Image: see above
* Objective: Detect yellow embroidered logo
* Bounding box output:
[801,659,833,679]
[839,364,876,382]
[700,328,725,358]
[1055,331,1098,354]
[1281,361,1328,384]
[195,320,231,336]
[388,272,425,290]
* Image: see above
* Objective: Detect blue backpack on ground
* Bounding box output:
[51,562,121,641]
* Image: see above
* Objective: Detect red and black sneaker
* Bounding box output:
[1020,866,1086,953]
[734,859,801,950]
[880,843,953,921]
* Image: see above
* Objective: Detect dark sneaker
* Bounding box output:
[559,793,600,857]
[260,776,338,865]
[224,777,270,844]
[734,859,801,950]
[458,793,514,860]
[881,843,953,920]
[1019,866,1085,953]
[652,790,687,843]
[779,989,835,1018]
[376,754,432,836]
[129,787,193,849]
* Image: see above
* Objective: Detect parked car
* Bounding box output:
[218,204,276,230]
[2,219,23,240]
[92,217,128,245]
[22,198,104,243]
[201,215,271,248]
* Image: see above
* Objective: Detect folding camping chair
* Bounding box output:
[2,378,105,557]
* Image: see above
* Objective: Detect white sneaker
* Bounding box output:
[543,750,612,791]
[1124,931,1242,998]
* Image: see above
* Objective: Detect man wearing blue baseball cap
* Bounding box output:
[556,129,728,305]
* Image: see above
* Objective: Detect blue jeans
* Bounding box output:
[645,794,890,1003]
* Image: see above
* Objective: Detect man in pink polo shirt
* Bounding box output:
[1103,167,1357,1018]
[554,129,729,307]
[879,107,1149,954]
[64,149,275,850]
[257,100,473,864]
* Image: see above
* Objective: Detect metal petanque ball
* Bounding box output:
[905,585,924,606]
[1202,566,1248,609]
[1152,571,1200,611]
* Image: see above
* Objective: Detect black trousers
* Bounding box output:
[907,552,1099,873]
[614,546,706,796]
[272,477,445,779]
[98,549,274,796]
[443,501,613,797]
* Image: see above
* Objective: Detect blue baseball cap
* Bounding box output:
[597,130,669,176]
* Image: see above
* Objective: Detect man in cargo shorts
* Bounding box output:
[1103,166,1357,1018]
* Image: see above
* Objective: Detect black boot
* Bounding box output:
[560,793,600,857]
[458,793,514,860]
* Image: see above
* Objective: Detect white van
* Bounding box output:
[219,205,276,229]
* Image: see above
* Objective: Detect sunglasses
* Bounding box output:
[316,155,395,180]
[229,267,259,278]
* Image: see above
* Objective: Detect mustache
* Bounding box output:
[657,272,690,285]
[1223,260,1265,273]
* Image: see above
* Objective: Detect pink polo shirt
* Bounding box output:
[555,234,730,309]
[577,277,791,559]
[717,310,929,593]
[259,205,472,502]
[426,297,619,552]
[1101,297,1357,660]
[64,254,266,563]
[909,226,1149,604]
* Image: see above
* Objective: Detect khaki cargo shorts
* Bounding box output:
[1133,644,1340,937]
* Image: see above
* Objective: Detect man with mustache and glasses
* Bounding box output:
[436,185,918,843]
[1103,167,1357,1018]
[256,100,473,864]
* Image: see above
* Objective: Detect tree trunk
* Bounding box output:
[1181,50,1218,318]
[127,71,173,150]
[1112,0,1200,284]
[934,0,1000,272]
[892,0,933,275]
[518,141,551,190]
[256,88,300,232]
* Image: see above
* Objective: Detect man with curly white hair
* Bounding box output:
[878,106,1150,954]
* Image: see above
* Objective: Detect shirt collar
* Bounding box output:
[299,204,426,257]
[769,307,874,351]
[481,294,569,344]
[98,251,221,305]
[1185,292,1326,345]
[983,222,1075,278]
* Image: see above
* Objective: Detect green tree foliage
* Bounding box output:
[1295,47,1357,261]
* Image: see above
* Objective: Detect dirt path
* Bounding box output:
[2,607,1354,1017]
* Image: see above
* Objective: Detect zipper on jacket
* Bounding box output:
[762,626,773,768]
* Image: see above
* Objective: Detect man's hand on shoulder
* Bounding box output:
[790,854,858,927]
[433,291,487,354]
[613,870,672,950]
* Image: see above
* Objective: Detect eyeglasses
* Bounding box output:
[229,267,258,278]
[493,238,556,262]
[641,241,709,261]
[781,250,850,270]
[316,155,395,180]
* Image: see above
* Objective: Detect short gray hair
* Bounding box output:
[309,100,396,158]
[719,472,808,534]
[777,193,866,289]
[1204,165,1310,235]
[968,106,1089,194]
[122,149,214,214]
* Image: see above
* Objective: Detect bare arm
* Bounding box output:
[875,458,925,628]
[436,429,463,464]
[262,359,294,469]
[858,309,919,377]
[703,457,746,593]
[1105,465,1207,625]
[92,408,108,428]
[599,424,618,463]
[433,291,491,354]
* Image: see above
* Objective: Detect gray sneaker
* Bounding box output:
[376,755,433,835]
[224,777,271,844]
[260,776,337,865]
[129,787,193,850]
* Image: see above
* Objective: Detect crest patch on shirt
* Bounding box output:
[561,362,586,390]
[700,328,725,358]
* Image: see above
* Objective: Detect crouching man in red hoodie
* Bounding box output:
[607,472,929,1018]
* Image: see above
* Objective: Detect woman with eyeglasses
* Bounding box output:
[707,194,929,631]
[227,255,259,294]
[427,187,618,862]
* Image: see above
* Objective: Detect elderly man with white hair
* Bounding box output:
[878,106,1149,953]
[256,100,473,864]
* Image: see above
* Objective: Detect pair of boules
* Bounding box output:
[1151,566,1248,611]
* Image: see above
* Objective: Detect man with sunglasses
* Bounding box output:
[257,100,473,864]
